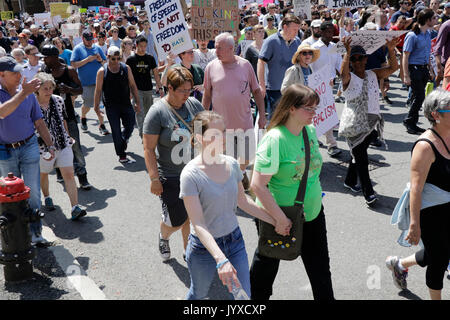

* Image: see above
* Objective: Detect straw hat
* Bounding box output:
[291,43,320,65]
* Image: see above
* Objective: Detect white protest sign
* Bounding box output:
[239,40,253,58]
[61,23,81,38]
[145,0,193,61]
[308,66,340,137]
[335,30,408,55]
[293,0,311,20]
[52,15,62,26]
[326,0,370,9]
[34,12,52,27]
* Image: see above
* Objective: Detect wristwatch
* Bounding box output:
[48,145,56,152]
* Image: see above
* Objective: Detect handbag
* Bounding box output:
[257,127,310,261]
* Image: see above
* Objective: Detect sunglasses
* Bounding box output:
[301,51,314,56]
[351,55,367,62]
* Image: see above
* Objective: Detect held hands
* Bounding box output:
[275,214,292,236]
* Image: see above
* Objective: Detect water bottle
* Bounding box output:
[42,152,52,160]
[230,278,249,300]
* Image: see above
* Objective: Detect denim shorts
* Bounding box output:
[185,227,251,300]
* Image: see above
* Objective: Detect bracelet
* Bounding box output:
[150,176,160,182]
[216,258,229,270]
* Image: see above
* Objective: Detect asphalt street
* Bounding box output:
[0,72,448,300]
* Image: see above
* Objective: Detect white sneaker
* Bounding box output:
[159,233,171,261]
[31,232,47,246]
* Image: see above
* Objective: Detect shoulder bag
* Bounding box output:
[257,127,309,260]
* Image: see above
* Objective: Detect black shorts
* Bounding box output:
[159,176,188,228]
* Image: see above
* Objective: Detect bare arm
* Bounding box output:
[0,78,41,119]
[67,67,83,95]
[34,118,53,148]
[403,51,411,85]
[127,65,140,112]
[257,59,266,97]
[71,54,96,69]
[143,134,163,196]
[94,68,104,112]
[340,37,352,91]
[201,83,212,110]
[252,87,266,128]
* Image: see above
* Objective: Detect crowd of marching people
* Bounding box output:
[0,0,449,300]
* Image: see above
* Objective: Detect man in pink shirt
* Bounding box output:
[202,32,266,188]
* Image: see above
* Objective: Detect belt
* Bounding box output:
[3,134,34,149]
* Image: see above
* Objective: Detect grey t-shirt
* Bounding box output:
[179,155,244,238]
[143,97,204,177]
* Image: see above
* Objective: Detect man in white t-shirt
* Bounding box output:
[193,40,216,71]
[22,44,44,80]
[310,21,343,157]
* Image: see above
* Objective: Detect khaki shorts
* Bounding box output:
[40,147,74,173]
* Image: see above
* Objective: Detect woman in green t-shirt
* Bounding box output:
[249,84,335,300]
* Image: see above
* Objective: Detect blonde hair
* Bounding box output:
[166,66,194,91]
[190,111,224,148]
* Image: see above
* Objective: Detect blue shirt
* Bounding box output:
[141,30,158,63]
[403,30,431,65]
[70,43,107,86]
[59,49,72,66]
[390,10,411,24]
[301,66,312,86]
[259,32,301,91]
[0,86,42,144]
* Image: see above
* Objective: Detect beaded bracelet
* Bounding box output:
[216,258,229,270]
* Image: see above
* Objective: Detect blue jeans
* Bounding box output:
[266,90,282,120]
[104,106,136,157]
[185,227,251,300]
[0,135,42,234]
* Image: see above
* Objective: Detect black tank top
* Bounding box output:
[45,66,76,121]
[102,63,132,109]
[412,137,450,192]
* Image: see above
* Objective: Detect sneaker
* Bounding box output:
[44,197,55,211]
[119,156,135,163]
[370,138,383,148]
[335,96,345,103]
[183,251,187,262]
[99,124,110,135]
[413,125,426,133]
[56,169,64,183]
[242,172,250,191]
[365,194,378,206]
[78,173,92,190]
[344,183,362,193]
[81,118,88,131]
[31,231,48,246]
[71,205,87,221]
[159,233,171,261]
[327,146,341,157]
[318,140,324,147]
[382,96,393,105]
[403,121,421,135]
[385,256,408,290]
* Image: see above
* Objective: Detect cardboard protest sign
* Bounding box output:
[335,30,408,55]
[61,23,81,38]
[1,11,14,20]
[50,2,71,19]
[191,0,240,41]
[34,12,52,26]
[293,0,311,20]
[145,0,193,61]
[325,0,370,9]
[307,66,339,137]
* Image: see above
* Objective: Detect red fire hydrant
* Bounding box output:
[0,173,43,282]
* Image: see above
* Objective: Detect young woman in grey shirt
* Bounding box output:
[179,111,281,300]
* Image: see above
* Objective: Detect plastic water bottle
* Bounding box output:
[42,152,52,160]
[231,278,249,300]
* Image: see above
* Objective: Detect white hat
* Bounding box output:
[107,46,120,56]
[311,19,322,28]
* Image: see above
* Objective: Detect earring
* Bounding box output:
[435,119,440,124]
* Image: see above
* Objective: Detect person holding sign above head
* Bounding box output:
[339,36,399,206]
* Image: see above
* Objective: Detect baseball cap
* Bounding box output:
[0,56,23,73]
[311,19,322,28]
[82,30,94,41]
[41,44,59,57]
[266,15,274,21]
[445,2,450,8]
[107,46,120,56]
[350,46,367,57]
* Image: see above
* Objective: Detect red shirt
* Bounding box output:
[389,25,406,51]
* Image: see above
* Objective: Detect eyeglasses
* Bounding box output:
[175,88,193,94]
[301,106,318,113]
[301,51,314,56]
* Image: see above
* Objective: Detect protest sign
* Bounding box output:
[99,7,111,15]
[79,8,87,13]
[335,30,408,55]
[308,66,339,137]
[50,2,71,18]
[191,0,240,41]
[52,15,62,26]
[293,0,311,20]
[34,12,52,26]
[61,23,81,38]
[145,0,193,61]
[325,0,370,9]
[1,11,14,20]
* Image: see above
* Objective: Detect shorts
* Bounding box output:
[159,176,188,228]
[40,147,74,173]
[81,85,96,107]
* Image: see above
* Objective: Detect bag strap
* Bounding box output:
[294,127,310,207]
[161,98,193,134]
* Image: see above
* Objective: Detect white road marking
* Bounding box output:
[42,225,107,300]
